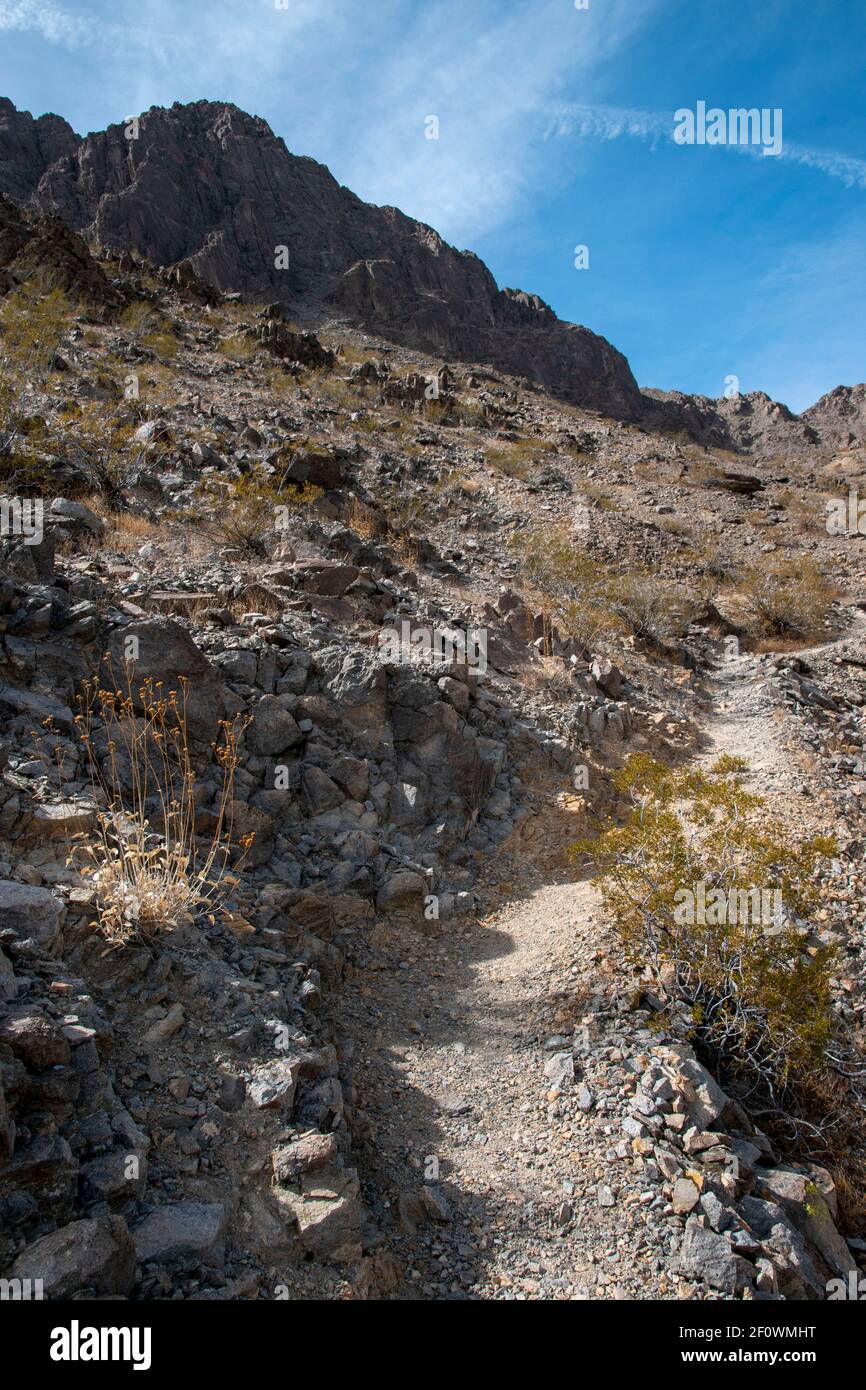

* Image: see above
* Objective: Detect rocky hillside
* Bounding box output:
[0,132,866,1305]
[0,97,640,419]
[4,93,863,459]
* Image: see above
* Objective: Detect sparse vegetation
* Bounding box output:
[606,569,686,643]
[58,402,140,506]
[577,754,837,1107]
[0,285,73,485]
[741,555,837,639]
[194,466,322,555]
[72,670,250,943]
[509,523,683,652]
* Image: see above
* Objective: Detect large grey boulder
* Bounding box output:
[49,497,105,535]
[0,880,66,950]
[302,766,344,815]
[132,1201,227,1269]
[678,1216,755,1294]
[245,695,303,756]
[739,1196,826,1299]
[0,1009,71,1071]
[104,617,228,744]
[8,1216,136,1298]
[754,1168,856,1280]
[272,1165,363,1260]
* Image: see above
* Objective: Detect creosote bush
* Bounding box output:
[194,466,322,555]
[509,523,683,653]
[0,284,73,480]
[741,555,836,640]
[508,523,615,652]
[58,401,139,506]
[606,570,686,644]
[576,754,837,1107]
[71,668,250,943]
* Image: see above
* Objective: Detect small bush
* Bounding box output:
[741,555,836,639]
[195,467,322,555]
[606,570,685,643]
[509,523,617,652]
[218,334,256,362]
[576,754,837,1105]
[59,402,139,505]
[0,285,73,460]
[72,670,250,943]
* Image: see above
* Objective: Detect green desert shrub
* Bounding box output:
[741,555,836,639]
[577,754,836,1104]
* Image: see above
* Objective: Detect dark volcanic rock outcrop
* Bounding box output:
[0,97,78,203]
[803,384,866,451]
[1,97,863,453]
[0,98,641,418]
[0,193,121,304]
[641,388,821,457]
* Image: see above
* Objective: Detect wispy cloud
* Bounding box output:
[781,143,866,191]
[0,0,96,47]
[0,0,659,240]
[545,100,866,191]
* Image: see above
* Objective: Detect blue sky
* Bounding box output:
[1,0,864,411]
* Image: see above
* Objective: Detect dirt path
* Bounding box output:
[347,866,686,1300]
[698,650,802,795]
[347,633,850,1300]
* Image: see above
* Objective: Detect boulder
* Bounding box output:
[591,656,623,699]
[755,1167,855,1279]
[376,871,427,912]
[739,1195,826,1299]
[49,497,105,535]
[245,696,303,756]
[330,755,370,801]
[676,1057,730,1132]
[302,766,344,815]
[273,1165,363,1260]
[543,1052,574,1092]
[272,1132,338,1184]
[104,618,227,744]
[8,1216,136,1298]
[283,450,344,491]
[248,1059,300,1111]
[227,800,275,868]
[0,1010,71,1071]
[81,1150,148,1206]
[132,1201,227,1269]
[0,880,66,949]
[292,560,359,597]
[678,1216,755,1294]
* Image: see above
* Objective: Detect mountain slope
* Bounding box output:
[1,96,863,456]
[0,98,641,419]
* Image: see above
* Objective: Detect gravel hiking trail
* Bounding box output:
[347,626,853,1300]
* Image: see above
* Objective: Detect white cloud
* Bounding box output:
[0,0,96,46]
[546,100,866,192]
[0,0,661,241]
[782,143,866,191]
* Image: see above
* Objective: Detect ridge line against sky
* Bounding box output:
[0,0,864,413]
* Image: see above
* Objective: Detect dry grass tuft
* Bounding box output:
[71,668,249,943]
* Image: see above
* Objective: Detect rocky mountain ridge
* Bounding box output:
[2,95,864,456]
